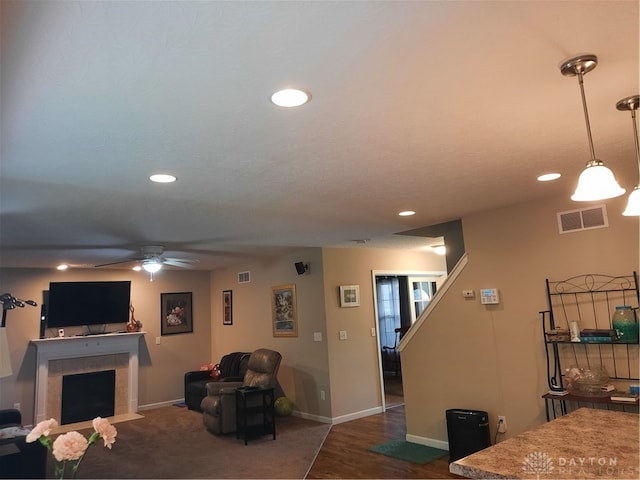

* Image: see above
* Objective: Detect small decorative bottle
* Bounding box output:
[612,306,638,343]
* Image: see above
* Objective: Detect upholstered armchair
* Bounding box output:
[184,351,250,411]
[201,348,282,435]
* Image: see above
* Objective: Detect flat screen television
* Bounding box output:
[46,281,131,328]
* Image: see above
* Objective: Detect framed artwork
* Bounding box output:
[271,284,297,337]
[161,292,193,335]
[339,285,360,307]
[222,290,233,325]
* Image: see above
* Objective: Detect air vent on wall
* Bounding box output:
[557,205,608,234]
[238,271,250,283]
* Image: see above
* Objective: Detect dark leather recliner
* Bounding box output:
[0,409,47,479]
[184,352,250,411]
[201,348,282,435]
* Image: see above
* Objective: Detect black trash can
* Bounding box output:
[445,408,491,462]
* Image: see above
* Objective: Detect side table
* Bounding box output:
[235,386,276,445]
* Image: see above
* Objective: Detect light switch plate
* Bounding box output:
[339,330,347,340]
[313,332,322,342]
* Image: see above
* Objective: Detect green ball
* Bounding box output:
[274,396,293,416]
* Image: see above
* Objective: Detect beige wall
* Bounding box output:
[402,193,639,444]
[321,246,446,419]
[0,267,211,424]
[209,247,332,419]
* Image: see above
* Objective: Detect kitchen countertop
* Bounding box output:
[449,408,639,479]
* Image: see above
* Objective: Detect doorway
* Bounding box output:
[373,271,443,410]
[376,275,409,408]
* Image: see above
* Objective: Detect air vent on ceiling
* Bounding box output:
[238,271,250,283]
[557,205,608,234]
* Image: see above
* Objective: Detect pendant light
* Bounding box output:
[617,95,640,216]
[560,54,626,201]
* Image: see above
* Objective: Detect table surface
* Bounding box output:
[449,408,639,479]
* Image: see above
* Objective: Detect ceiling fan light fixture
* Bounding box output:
[142,259,162,273]
[571,160,625,201]
[560,54,625,202]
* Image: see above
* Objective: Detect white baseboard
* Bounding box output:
[405,433,449,450]
[292,410,332,424]
[139,398,383,429]
[330,406,383,425]
[139,398,184,411]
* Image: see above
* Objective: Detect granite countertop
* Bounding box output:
[449,408,639,479]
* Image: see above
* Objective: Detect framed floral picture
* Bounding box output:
[161,292,193,335]
[271,284,297,337]
[339,285,360,307]
[222,290,232,325]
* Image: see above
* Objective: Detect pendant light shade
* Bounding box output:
[571,160,626,201]
[617,95,640,216]
[561,54,625,202]
[623,187,640,216]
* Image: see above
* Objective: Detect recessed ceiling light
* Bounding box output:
[398,210,416,217]
[56,264,68,271]
[430,245,447,255]
[149,174,177,183]
[271,89,310,107]
[537,173,561,182]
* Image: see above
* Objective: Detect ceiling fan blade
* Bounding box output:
[94,258,138,268]
[163,258,199,269]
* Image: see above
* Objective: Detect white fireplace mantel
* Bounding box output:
[30,332,144,423]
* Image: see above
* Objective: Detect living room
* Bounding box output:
[1,189,637,442]
[1,1,639,471]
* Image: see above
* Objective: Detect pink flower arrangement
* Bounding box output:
[26,416,117,479]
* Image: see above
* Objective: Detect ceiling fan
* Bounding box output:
[95,245,199,273]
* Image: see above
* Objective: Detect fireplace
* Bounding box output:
[31,332,143,424]
[61,370,116,424]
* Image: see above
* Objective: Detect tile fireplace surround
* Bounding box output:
[30,332,144,424]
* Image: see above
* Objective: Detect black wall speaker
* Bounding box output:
[294,262,308,275]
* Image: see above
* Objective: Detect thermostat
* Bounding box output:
[480,288,500,305]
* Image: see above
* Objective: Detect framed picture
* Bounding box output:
[339,285,360,307]
[161,292,193,335]
[271,284,297,337]
[222,290,233,325]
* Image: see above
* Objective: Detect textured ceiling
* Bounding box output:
[1,1,638,271]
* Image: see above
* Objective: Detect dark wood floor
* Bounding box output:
[306,404,463,479]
